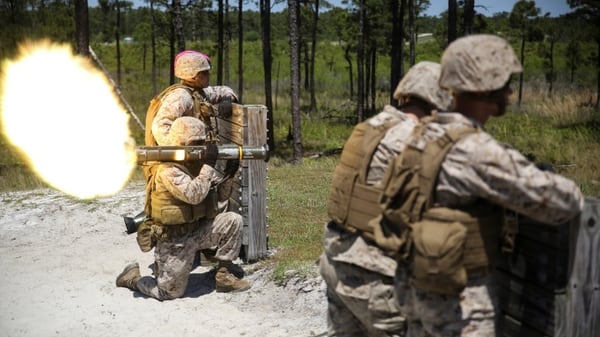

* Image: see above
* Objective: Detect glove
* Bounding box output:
[203,143,219,167]
[217,96,233,119]
[223,159,240,179]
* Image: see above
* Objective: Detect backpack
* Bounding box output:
[370,118,482,294]
[144,83,194,146]
[327,117,401,236]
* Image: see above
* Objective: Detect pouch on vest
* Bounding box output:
[410,214,468,295]
[371,119,480,295]
[136,219,156,253]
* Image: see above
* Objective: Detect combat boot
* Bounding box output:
[215,266,250,293]
[116,262,141,291]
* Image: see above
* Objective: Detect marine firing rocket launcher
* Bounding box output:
[124,143,270,234]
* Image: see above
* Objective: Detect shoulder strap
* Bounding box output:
[406,122,480,222]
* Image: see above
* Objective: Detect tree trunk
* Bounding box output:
[408,0,415,66]
[448,0,457,44]
[463,0,474,35]
[548,39,555,96]
[370,46,377,117]
[116,0,121,86]
[225,0,230,85]
[357,0,366,123]
[74,0,89,57]
[518,36,525,106]
[288,0,303,163]
[308,0,319,114]
[596,39,600,108]
[390,0,406,105]
[237,0,244,102]
[345,46,354,98]
[217,0,224,84]
[151,0,158,95]
[173,0,185,51]
[260,0,275,151]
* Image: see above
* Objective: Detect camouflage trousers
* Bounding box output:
[137,211,242,300]
[394,266,498,337]
[319,223,406,337]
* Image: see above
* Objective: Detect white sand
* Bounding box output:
[0,181,327,337]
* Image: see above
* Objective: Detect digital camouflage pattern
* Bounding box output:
[135,117,243,300]
[137,212,242,300]
[174,50,211,79]
[393,61,451,112]
[319,105,413,337]
[320,61,451,337]
[151,85,238,146]
[439,34,522,93]
[392,112,584,336]
[366,105,417,185]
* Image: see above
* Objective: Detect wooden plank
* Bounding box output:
[560,197,600,337]
[242,105,268,261]
[215,103,269,262]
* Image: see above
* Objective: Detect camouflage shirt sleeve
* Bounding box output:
[367,105,417,185]
[151,88,194,146]
[156,164,221,205]
[202,85,239,103]
[436,131,584,225]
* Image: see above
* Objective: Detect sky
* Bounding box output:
[87,0,573,17]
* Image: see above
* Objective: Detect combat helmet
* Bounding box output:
[393,61,451,111]
[167,116,207,146]
[439,34,522,92]
[174,50,211,80]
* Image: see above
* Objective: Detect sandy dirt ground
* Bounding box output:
[0,181,327,337]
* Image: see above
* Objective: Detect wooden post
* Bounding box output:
[562,197,600,337]
[217,104,268,262]
[497,197,600,337]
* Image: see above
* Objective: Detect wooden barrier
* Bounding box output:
[217,103,268,262]
[497,197,600,337]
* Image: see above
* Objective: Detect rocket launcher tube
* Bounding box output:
[135,143,270,165]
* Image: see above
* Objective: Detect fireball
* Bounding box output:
[0,40,136,199]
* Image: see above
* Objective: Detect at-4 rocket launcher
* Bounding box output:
[124,143,269,234]
[135,143,270,164]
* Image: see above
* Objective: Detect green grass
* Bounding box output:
[266,156,337,282]
[1,38,599,283]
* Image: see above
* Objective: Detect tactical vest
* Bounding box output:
[372,118,503,294]
[144,83,218,146]
[145,163,217,226]
[327,117,401,236]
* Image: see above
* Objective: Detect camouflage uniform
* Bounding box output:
[320,62,451,337]
[117,117,247,300]
[151,85,238,146]
[151,50,238,146]
[380,35,585,337]
[137,212,242,300]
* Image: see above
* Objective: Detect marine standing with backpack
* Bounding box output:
[319,61,452,337]
[371,34,584,337]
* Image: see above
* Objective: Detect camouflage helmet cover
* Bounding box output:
[167,116,207,146]
[393,61,451,111]
[174,50,211,80]
[439,34,522,92]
